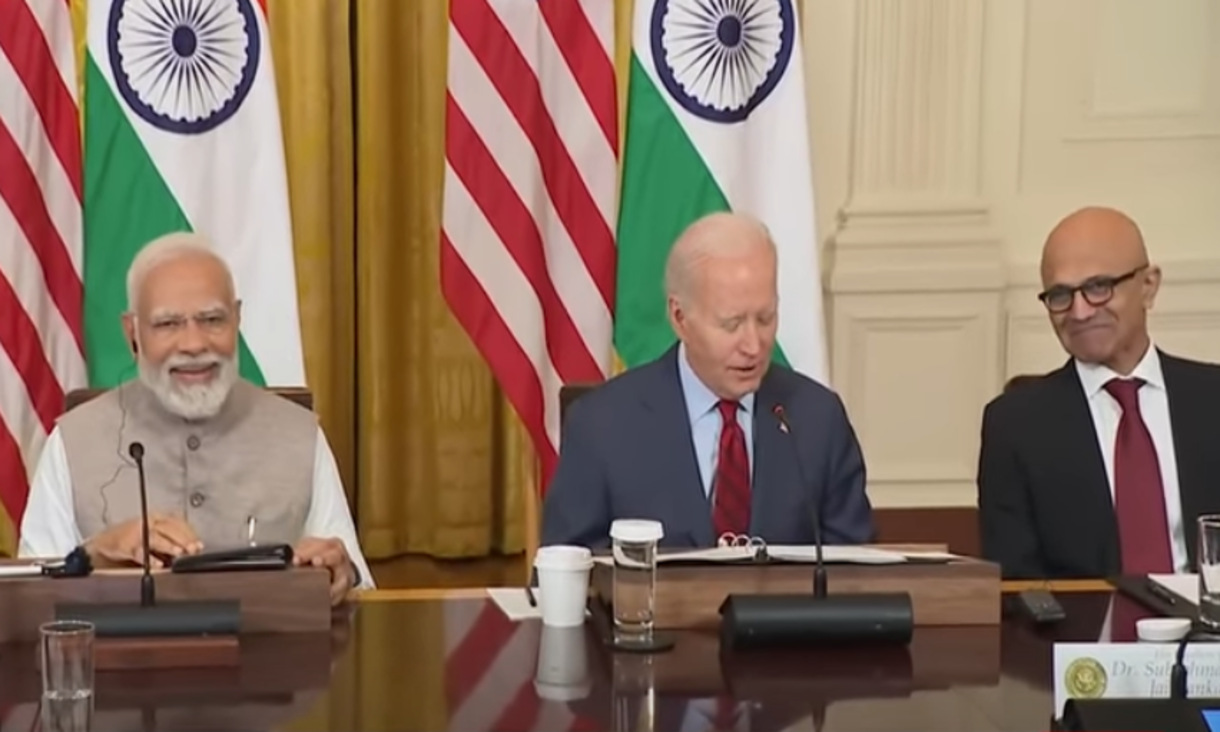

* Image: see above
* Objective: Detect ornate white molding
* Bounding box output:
[829,0,1002,292]
[845,0,987,206]
[1004,258,1220,288]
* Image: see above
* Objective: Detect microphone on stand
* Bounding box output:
[772,405,827,599]
[130,442,155,608]
[55,442,242,638]
[717,402,914,650]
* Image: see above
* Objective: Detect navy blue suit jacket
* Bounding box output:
[540,345,875,549]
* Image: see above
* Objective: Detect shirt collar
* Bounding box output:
[1073,341,1164,399]
[677,342,756,421]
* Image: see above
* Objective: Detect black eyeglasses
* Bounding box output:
[1037,266,1146,313]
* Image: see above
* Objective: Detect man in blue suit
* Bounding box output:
[541,212,874,549]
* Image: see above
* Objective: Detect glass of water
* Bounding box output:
[40,620,94,732]
[1198,515,1220,629]
[609,519,664,642]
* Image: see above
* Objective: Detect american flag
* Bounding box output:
[444,599,598,731]
[440,0,618,488]
[0,1,85,538]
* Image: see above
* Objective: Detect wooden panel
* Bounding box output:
[33,635,242,671]
[0,566,332,643]
[591,550,1001,630]
[63,386,314,412]
[875,506,980,557]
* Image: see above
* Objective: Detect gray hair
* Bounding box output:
[663,211,776,303]
[126,231,234,313]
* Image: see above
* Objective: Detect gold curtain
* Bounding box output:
[268,0,636,564]
[269,0,530,562]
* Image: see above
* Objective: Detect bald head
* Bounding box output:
[665,211,776,304]
[1040,206,1148,286]
[1038,206,1160,374]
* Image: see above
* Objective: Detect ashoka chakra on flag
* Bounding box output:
[108,0,261,133]
[650,0,795,122]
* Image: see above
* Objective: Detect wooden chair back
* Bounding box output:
[558,383,598,429]
[63,386,314,412]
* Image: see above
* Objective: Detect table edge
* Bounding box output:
[354,578,1115,602]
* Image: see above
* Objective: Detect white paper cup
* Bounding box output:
[534,625,590,701]
[533,545,593,628]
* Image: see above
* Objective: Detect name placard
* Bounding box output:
[1054,642,1220,716]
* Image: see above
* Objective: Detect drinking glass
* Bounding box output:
[610,519,664,642]
[39,620,94,732]
[1199,515,1220,628]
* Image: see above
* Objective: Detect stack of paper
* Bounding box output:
[591,545,961,567]
[1148,573,1200,604]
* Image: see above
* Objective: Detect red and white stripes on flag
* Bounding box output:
[440,0,618,489]
[0,0,85,528]
[444,599,597,732]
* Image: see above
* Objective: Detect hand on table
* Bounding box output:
[85,514,204,568]
[293,536,356,606]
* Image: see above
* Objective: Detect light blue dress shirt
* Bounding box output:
[676,343,756,499]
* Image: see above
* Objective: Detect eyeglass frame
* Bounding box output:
[1036,265,1147,314]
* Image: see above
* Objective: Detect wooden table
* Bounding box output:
[0,580,1137,731]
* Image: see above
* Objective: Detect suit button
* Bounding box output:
[186,435,201,451]
[190,492,205,508]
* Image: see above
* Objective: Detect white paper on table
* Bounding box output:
[1148,573,1200,605]
[487,587,593,623]
[0,564,43,578]
[487,587,541,621]
[592,544,954,567]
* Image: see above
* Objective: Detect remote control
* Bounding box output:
[1016,589,1066,624]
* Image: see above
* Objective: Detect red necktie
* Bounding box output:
[713,400,751,538]
[1104,378,1173,574]
[1109,593,1151,642]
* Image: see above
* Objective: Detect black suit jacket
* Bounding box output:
[540,344,874,549]
[977,350,1220,579]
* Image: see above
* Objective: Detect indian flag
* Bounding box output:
[614,0,827,382]
[83,0,303,389]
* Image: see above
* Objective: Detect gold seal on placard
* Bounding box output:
[1065,658,1107,698]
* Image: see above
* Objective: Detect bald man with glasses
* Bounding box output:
[977,206,1220,580]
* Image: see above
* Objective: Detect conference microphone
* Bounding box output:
[717,403,914,650]
[772,404,827,598]
[1171,626,1200,700]
[55,443,241,638]
[130,442,155,608]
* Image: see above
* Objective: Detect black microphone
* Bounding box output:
[54,443,242,638]
[129,441,155,608]
[773,404,827,598]
[716,402,914,650]
[1171,627,1196,700]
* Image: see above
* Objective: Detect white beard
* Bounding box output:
[138,350,239,421]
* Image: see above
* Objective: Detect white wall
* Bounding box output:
[802,0,1220,509]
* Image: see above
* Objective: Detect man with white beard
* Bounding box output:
[18,232,373,605]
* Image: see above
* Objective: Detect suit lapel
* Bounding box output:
[1162,353,1208,567]
[1045,363,1121,568]
[752,372,793,539]
[642,345,716,546]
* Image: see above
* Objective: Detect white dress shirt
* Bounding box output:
[17,424,375,589]
[1073,342,1188,573]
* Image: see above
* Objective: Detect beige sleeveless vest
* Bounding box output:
[58,379,318,549]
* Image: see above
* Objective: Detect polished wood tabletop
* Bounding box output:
[0,580,1155,732]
